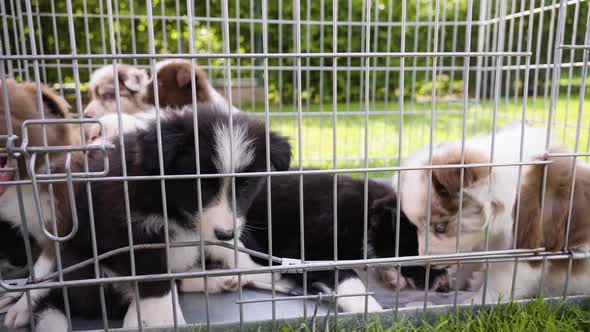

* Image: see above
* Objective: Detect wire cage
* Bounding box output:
[0,0,589,331]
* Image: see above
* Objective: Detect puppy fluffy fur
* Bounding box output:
[83,60,238,145]
[0,80,81,328]
[515,148,590,296]
[399,124,551,302]
[242,174,450,312]
[84,64,151,118]
[84,111,153,145]
[33,105,292,329]
[146,59,239,113]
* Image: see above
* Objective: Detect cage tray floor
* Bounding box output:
[1,282,475,331]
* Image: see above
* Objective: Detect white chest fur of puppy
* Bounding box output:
[84,111,153,145]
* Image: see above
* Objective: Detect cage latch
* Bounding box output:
[20,118,115,243]
[281,258,306,274]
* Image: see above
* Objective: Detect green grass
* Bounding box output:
[276,299,590,332]
[244,95,590,177]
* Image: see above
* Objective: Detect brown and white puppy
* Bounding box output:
[0,80,81,328]
[84,60,238,145]
[146,59,239,113]
[83,64,151,119]
[398,124,550,303]
[515,147,590,297]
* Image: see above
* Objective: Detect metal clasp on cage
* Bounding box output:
[569,248,590,260]
[20,118,115,242]
[0,134,21,160]
[281,258,307,274]
[27,152,80,242]
[21,118,114,178]
[0,135,20,182]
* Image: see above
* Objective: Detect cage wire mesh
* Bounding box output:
[1,0,590,330]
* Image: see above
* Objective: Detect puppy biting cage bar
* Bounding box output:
[1,0,590,331]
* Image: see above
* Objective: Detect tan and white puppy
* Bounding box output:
[84,60,238,146]
[398,124,550,303]
[0,80,81,328]
[83,64,151,119]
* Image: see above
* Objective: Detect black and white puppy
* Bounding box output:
[242,174,450,313]
[34,106,291,330]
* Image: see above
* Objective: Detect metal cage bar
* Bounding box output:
[0,1,589,331]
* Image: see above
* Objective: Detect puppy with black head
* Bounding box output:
[33,105,291,330]
[241,174,450,313]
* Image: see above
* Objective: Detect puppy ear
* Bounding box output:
[268,132,291,171]
[176,65,193,88]
[431,152,490,197]
[512,179,543,249]
[193,67,211,101]
[28,84,70,118]
[512,157,569,251]
[120,66,148,92]
[537,153,574,251]
[42,87,70,118]
[170,63,212,102]
[369,194,397,219]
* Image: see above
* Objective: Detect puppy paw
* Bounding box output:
[123,294,185,328]
[366,296,383,312]
[379,267,407,290]
[3,295,30,328]
[466,271,485,291]
[287,287,304,296]
[35,308,68,332]
[432,273,451,293]
[180,275,238,294]
[0,292,21,313]
[337,295,383,313]
[209,275,239,293]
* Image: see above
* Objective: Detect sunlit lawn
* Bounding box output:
[244,95,590,177]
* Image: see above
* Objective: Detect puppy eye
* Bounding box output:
[434,223,447,234]
[101,93,115,100]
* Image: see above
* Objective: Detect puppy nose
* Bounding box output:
[83,108,95,118]
[214,229,234,241]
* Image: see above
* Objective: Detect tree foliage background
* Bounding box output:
[3,0,588,105]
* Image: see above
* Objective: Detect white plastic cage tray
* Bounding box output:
[0,273,475,331]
